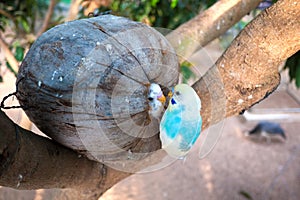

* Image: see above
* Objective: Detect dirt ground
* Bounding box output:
[1,41,299,200]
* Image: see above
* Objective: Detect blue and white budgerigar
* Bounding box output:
[159,84,202,159]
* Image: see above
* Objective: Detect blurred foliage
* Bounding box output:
[180,61,197,84]
[0,0,48,35]
[5,42,25,76]
[0,0,46,77]
[284,51,300,88]
[0,0,65,78]
[86,0,217,29]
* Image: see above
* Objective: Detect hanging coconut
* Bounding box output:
[15,15,179,169]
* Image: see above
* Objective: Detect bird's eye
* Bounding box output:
[175,91,180,95]
[171,98,176,105]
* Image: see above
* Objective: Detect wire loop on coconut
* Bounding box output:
[1,78,24,110]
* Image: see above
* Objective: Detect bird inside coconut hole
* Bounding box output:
[14,15,180,172]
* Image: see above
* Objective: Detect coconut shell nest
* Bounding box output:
[15,15,179,168]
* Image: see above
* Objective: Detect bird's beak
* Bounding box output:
[157,94,166,104]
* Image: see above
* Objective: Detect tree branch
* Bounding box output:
[36,0,57,38]
[0,34,32,130]
[166,0,262,62]
[0,9,15,21]
[192,0,300,130]
[65,0,82,22]
[0,35,19,73]
[0,110,130,199]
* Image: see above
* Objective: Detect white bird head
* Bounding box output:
[148,83,166,119]
[148,83,166,104]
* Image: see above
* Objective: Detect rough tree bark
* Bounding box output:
[0,0,299,199]
[0,36,19,73]
[0,110,130,199]
[193,0,300,130]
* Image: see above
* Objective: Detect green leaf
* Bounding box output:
[171,0,178,8]
[151,0,160,7]
[15,46,25,61]
[20,18,30,33]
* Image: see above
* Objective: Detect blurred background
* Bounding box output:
[0,0,299,199]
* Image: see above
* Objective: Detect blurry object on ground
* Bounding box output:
[244,121,286,143]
